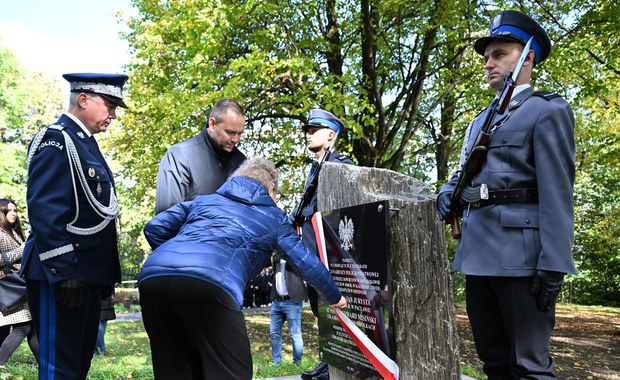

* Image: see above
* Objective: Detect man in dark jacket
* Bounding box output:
[437,10,575,379]
[155,99,246,213]
[298,109,354,380]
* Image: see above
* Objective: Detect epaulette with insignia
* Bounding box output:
[532,91,561,101]
[48,124,66,131]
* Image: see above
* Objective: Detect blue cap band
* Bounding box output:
[308,117,341,133]
[492,25,542,63]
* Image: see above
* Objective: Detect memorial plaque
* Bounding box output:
[316,200,393,378]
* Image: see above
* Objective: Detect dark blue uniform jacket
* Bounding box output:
[21,114,121,286]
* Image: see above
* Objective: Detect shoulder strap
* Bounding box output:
[49,124,65,131]
[532,91,561,101]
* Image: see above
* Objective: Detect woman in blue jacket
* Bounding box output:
[140,157,346,380]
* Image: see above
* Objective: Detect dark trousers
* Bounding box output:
[27,280,102,380]
[466,275,557,380]
[302,221,321,318]
[0,321,39,364]
[140,276,252,380]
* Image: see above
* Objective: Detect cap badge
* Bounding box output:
[88,168,96,177]
[491,13,502,31]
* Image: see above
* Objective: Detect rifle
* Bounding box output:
[291,131,339,229]
[446,37,533,239]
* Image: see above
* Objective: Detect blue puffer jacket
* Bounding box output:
[140,176,342,308]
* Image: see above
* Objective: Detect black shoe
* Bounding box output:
[312,370,329,380]
[301,362,328,380]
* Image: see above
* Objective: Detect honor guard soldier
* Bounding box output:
[437,10,576,379]
[22,73,128,380]
[297,109,354,380]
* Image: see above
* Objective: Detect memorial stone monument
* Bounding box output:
[317,162,460,380]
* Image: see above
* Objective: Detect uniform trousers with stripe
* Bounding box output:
[26,280,102,380]
[139,276,252,380]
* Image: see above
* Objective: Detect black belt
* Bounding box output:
[274,294,290,301]
[465,188,538,207]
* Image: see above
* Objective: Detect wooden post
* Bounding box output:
[317,163,460,379]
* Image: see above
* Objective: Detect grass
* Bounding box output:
[0,307,321,380]
[8,303,612,379]
[0,305,487,379]
[1,319,153,379]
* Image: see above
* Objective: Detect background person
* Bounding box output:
[140,157,346,380]
[270,250,308,365]
[94,294,116,356]
[437,10,575,379]
[0,199,38,367]
[155,98,247,214]
[22,73,127,380]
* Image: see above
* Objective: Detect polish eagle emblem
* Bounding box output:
[339,216,354,251]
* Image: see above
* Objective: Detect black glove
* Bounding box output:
[57,276,86,309]
[101,285,114,300]
[436,192,452,221]
[530,270,564,313]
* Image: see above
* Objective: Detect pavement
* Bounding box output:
[115,312,476,380]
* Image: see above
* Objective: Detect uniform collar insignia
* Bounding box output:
[509,99,521,108]
[77,131,85,139]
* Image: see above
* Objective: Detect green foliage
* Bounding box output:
[0,44,63,220]
[0,0,619,306]
[0,143,27,210]
[116,0,494,207]
[569,93,620,306]
[114,183,152,282]
[0,46,63,144]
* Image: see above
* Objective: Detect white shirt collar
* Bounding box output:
[63,112,92,137]
[511,84,531,98]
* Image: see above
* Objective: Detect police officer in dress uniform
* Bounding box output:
[437,11,576,379]
[298,109,354,380]
[21,73,128,380]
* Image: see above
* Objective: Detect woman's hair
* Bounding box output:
[0,198,25,242]
[230,157,279,193]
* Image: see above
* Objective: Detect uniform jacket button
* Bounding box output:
[50,268,57,275]
[525,219,531,224]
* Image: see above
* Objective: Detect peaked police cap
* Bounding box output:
[63,73,129,108]
[474,10,551,64]
[301,109,344,134]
